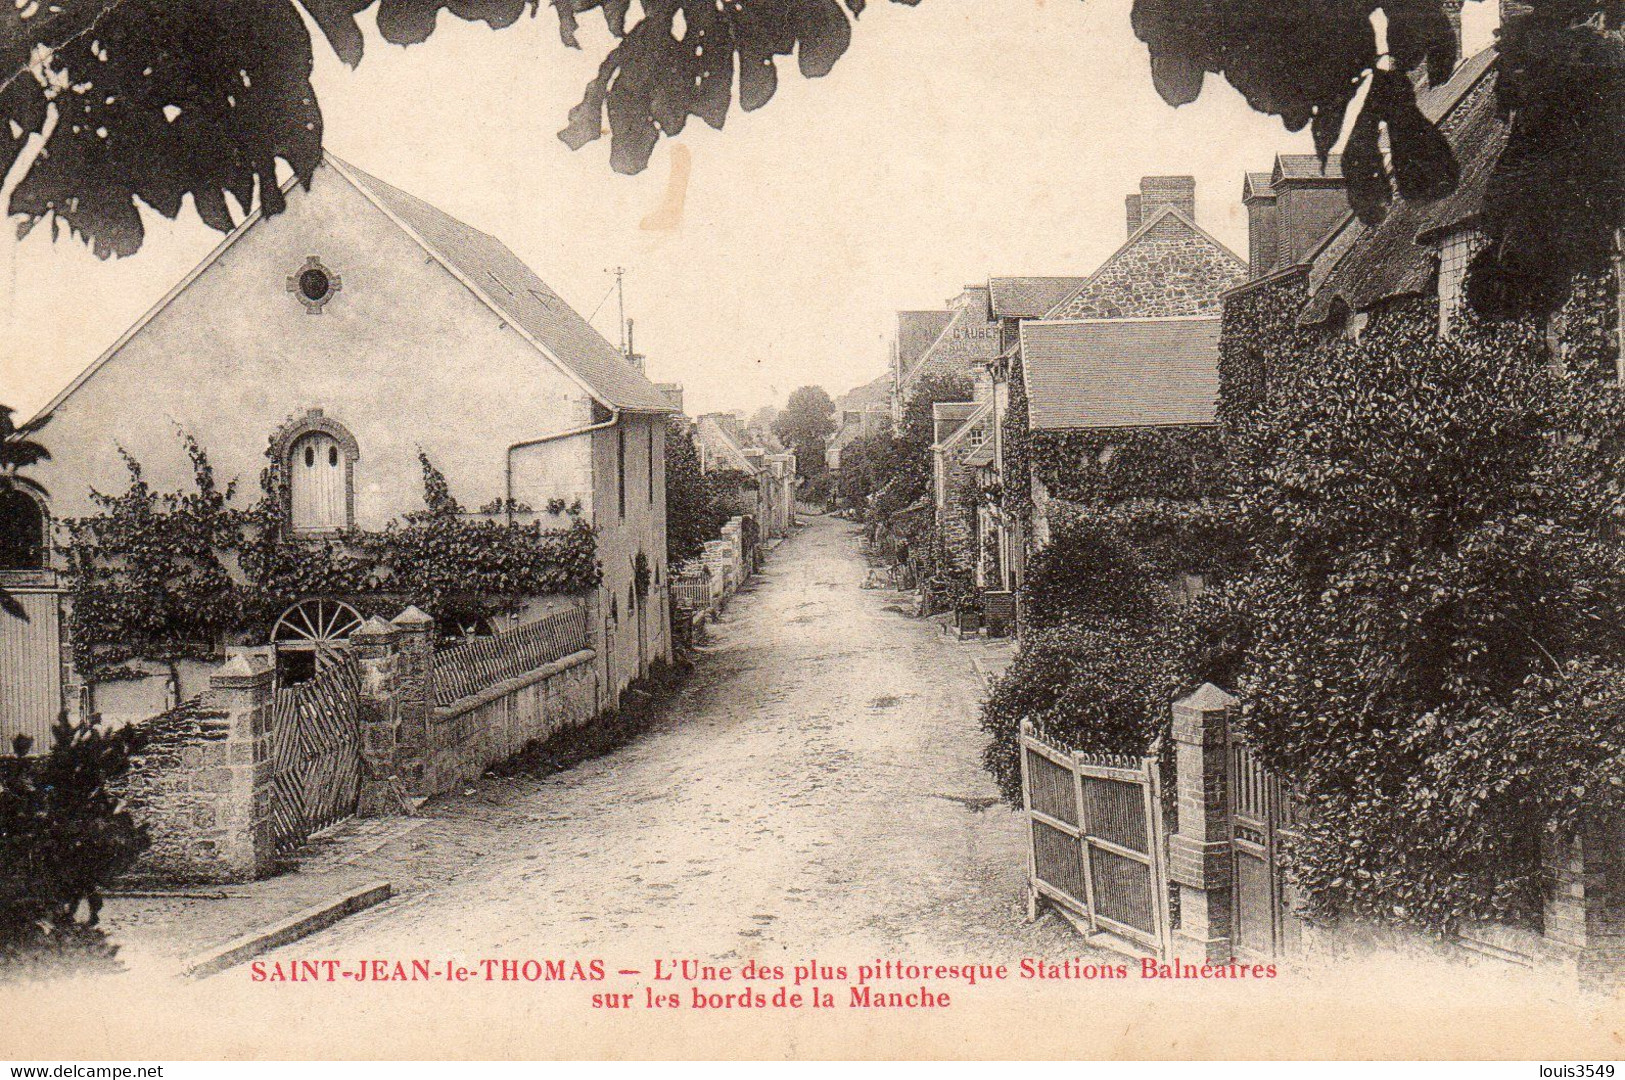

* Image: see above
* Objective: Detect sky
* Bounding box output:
[0,0,1500,419]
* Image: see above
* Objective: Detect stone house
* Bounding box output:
[964,177,1247,597]
[692,412,794,540]
[891,289,998,418]
[0,151,676,746]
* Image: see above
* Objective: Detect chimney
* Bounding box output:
[1139,176,1196,225]
[1126,194,1143,236]
[1500,0,1534,24]
[655,382,684,412]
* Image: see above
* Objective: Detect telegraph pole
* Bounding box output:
[610,266,628,355]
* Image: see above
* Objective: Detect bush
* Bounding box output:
[981,520,1175,804]
[980,622,1174,805]
[0,715,148,977]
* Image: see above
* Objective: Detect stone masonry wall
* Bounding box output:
[1051,214,1247,320]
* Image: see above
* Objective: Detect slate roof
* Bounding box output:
[1274,154,1345,183]
[1300,50,1503,323]
[332,154,675,413]
[988,276,1090,319]
[1019,316,1222,431]
[1243,172,1277,201]
[897,310,956,372]
[695,415,757,474]
[835,373,893,413]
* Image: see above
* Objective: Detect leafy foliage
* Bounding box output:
[980,520,1177,804]
[0,714,148,977]
[0,404,51,618]
[62,436,600,678]
[1212,286,1625,933]
[772,385,836,479]
[664,417,752,563]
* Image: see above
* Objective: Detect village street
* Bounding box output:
[241,513,1078,966]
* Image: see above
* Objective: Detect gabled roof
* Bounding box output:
[1274,154,1344,184]
[897,311,956,372]
[835,373,893,414]
[1020,316,1221,431]
[38,153,677,422]
[332,156,674,413]
[1300,49,1503,323]
[1243,172,1277,202]
[1043,206,1248,320]
[988,276,1090,320]
[935,400,992,453]
[695,415,757,474]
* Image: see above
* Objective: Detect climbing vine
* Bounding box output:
[63,438,600,681]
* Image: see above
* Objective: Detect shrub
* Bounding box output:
[981,519,1175,804]
[980,622,1174,805]
[0,715,148,977]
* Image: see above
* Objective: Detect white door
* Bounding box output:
[290,432,346,531]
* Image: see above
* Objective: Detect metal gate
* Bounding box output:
[269,655,362,853]
[0,576,63,754]
[1020,720,1172,956]
[1228,734,1303,960]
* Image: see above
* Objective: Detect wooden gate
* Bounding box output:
[1020,720,1172,956]
[0,576,63,754]
[269,656,362,853]
[1227,734,1303,960]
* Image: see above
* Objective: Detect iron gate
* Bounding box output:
[1228,734,1303,960]
[1020,720,1172,956]
[269,655,362,853]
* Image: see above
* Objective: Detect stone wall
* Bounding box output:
[114,656,276,884]
[1051,214,1247,320]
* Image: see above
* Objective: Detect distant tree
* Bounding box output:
[744,406,782,451]
[663,417,723,565]
[0,405,50,619]
[772,386,837,479]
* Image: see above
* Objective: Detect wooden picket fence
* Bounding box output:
[432,607,590,707]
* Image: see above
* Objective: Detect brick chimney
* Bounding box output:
[1138,176,1196,227]
[1126,193,1143,236]
[655,382,684,413]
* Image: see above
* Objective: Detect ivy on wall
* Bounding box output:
[63,439,601,681]
[1207,273,1625,935]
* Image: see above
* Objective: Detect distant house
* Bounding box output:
[0,152,676,743]
[965,177,1247,595]
[693,412,794,539]
[891,289,997,417]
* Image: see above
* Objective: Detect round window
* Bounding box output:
[299,266,331,301]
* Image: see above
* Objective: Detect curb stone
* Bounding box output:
[179,880,394,980]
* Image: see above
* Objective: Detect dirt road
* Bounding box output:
[265,513,1075,963]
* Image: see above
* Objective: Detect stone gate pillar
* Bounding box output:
[390,605,436,796]
[1169,683,1238,963]
[352,615,409,817]
[208,654,278,879]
